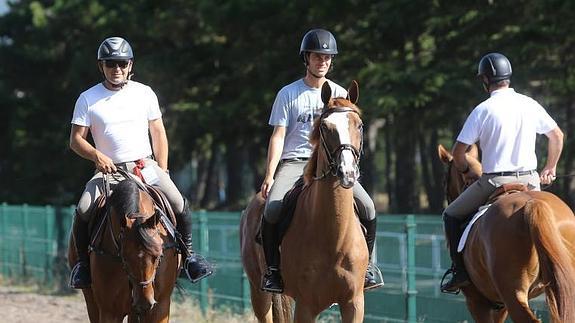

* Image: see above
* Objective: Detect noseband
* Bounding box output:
[314,107,363,180]
[116,216,163,288]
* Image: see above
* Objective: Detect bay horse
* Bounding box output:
[438,144,575,323]
[68,173,179,322]
[241,80,368,322]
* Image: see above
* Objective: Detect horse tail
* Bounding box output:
[525,198,575,323]
[271,294,293,323]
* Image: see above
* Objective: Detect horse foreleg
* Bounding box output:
[500,291,540,323]
[249,284,273,323]
[492,307,508,323]
[339,295,365,323]
[293,303,317,323]
[463,286,497,323]
[82,288,100,323]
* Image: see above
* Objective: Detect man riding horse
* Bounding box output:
[259,28,384,293]
[441,52,564,293]
[68,36,212,289]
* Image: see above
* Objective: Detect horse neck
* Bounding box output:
[311,175,356,233]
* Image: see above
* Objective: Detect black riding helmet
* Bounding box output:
[299,29,338,64]
[477,52,512,84]
[97,37,134,61]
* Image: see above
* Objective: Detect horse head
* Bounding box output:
[437,144,482,203]
[305,80,363,188]
[109,179,163,314]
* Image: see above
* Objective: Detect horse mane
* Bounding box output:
[110,180,162,257]
[303,97,361,185]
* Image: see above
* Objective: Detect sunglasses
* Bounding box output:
[103,60,130,69]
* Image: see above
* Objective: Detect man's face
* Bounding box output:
[100,59,132,85]
[307,52,332,78]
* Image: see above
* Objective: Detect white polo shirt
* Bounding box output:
[71,81,162,163]
[457,88,557,173]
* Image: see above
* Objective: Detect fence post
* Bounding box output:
[45,205,55,285]
[198,210,209,313]
[405,214,417,323]
[1,203,6,277]
[21,204,29,280]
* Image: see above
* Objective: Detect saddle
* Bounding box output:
[88,172,177,255]
[487,183,529,204]
[457,183,530,253]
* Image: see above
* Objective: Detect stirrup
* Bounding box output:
[364,262,384,291]
[183,253,214,283]
[69,261,91,289]
[440,268,469,294]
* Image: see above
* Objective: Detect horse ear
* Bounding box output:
[321,81,332,105]
[438,144,453,164]
[347,80,359,104]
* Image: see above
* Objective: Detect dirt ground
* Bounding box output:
[0,285,254,323]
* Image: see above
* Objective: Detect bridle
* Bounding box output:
[115,213,163,288]
[314,106,363,181]
[102,172,163,288]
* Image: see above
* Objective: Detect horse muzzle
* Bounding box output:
[337,165,358,189]
[132,286,157,314]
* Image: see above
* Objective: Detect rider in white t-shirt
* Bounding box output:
[259,29,384,293]
[440,53,564,293]
[68,37,213,289]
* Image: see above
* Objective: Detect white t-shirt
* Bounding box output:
[457,88,557,173]
[268,78,347,159]
[71,81,162,163]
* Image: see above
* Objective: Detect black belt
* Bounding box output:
[485,170,536,176]
[281,157,310,162]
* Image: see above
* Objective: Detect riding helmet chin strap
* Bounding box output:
[102,69,134,90]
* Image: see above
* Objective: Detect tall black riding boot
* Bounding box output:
[69,212,91,289]
[260,217,284,293]
[361,218,384,290]
[176,200,213,283]
[440,215,470,293]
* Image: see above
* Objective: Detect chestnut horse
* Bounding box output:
[68,176,179,322]
[438,144,575,323]
[241,81,368,322]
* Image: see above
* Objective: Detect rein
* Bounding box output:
[101,169,164,288]
[313,106,362,181]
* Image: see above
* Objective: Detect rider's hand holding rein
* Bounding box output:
[94,150,117,174]
[540,127,564,185]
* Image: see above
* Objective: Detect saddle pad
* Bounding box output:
[457,204,491,252]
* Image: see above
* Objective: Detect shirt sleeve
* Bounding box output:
[456,108,481,145]
[71,94,90,126]
[268,89,289,127]
[534,102,557,134]
[147,87,162,120]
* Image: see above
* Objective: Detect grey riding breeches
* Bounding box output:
[263,159,376,224]
[76,158,184,221]
[443,171,540,221]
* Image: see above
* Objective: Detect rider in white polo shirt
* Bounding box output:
[68,37,212,289]
[440,52,564,293]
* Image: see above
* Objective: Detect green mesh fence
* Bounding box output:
[0,203,550,322]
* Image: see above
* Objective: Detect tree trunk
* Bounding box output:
[394,113,419,213]
[418,126,444,213]
[360,118,385,198]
